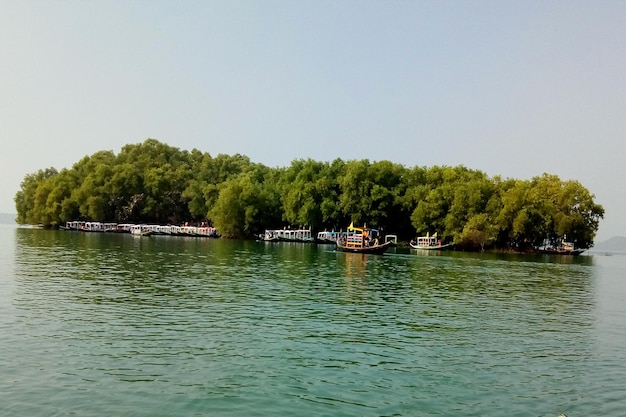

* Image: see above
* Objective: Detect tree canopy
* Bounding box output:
[14,139,604,249]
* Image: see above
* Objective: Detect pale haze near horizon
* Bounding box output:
[1,1,624,241]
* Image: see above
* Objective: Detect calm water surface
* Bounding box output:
[1,224,625,416]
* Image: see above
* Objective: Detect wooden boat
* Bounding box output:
[259,230,281,242]
[130,225,153,236]
[107,223,132,233]
[196,226,221,238]
[410,233,452,250]
[63,221,85,231]
[83,221,105,232]
[316,230,343,244]
[62,221,219,237]
[292,228,315,243]
[535,247,585,256]
[534,239,585,255]
[259,228,316,243]
[335,223,392,254]
[276,228,315,243]
[336,240,393,254]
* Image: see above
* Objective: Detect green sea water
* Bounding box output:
[1,224,625,416]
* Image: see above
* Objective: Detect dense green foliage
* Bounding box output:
[15,139,604,248]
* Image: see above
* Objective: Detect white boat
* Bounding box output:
[130,225,153,236]
[63,221,85,231]
[384,234,398,246]
[196,226,220,238]
[83,221,104,232]
[275,228,315,243]
[61,221,219,237]
[410,232,451,250]
[534,237,585,255]
[115,224,133,233]
[259,230,281,241]
[316,230,342,244]
[293,228,315,243]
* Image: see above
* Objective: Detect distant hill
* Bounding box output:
[0,213,16,225]
[592,236,626,252]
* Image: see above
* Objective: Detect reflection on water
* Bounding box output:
[2,227,625,417]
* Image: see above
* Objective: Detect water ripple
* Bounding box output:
[1,229,624,416]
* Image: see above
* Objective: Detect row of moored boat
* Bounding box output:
[62,221,220,237]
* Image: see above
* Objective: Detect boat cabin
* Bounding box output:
[384,234,398,245]
[342,223,381,248]
[317,230,342,243]
[416,235,441,247]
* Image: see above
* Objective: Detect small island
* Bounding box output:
[14,139,604,252]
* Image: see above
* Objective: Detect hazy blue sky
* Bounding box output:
[1,1,624,240]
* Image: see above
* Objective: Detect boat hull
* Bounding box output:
[131,231,153,237]
[534,248,585,256]
[410,243,452,250]
[336,241,393,255]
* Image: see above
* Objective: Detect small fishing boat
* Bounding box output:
[410,232,452,250]
[316,230,343,244]
[259,230,281,242]
[276,228,315,243]
[534,238,585,255]
[130,225,153,237]
[62,221,85,231]
[83,221,105,232]
[335,223,393,254]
